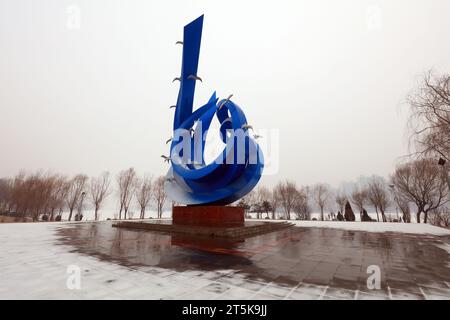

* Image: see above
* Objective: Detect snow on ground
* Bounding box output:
[291,221,450,236]
[0,222,334,300]
[0,221,449,299]
[250,219,450,236]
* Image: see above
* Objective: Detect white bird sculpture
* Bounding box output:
[161,155,171,163]
[218,94,233,110]
[187,75,202,82]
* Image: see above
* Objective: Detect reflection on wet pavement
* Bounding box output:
[56,221,450,297]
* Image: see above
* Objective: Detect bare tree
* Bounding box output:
[351,185,369,215]
[0,178,12,213]
[274,180,297,220]
[66,174,88,221]
[293,187,310,220]
[335,191,347,216]
[408,71,450,162]
[367,176,390,222]
[255,186,271,219]
[237,191,256,216]
[396,195,411,223]
[117,168,137,220]
[391,158,448,223]
[10,171,26,217]
[136,175,153,219]
[89,172,111,221]
[269,188,279,220]
[153,176,167,219]
[389,183,412,223]
[428,207,450,227]
[45,175,68,221]
[313,183,330,221]
[75,191,87,221]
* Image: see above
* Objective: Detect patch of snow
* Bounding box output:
[249,219,450,236]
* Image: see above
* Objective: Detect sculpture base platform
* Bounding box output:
[172,206,244,227]
[112,206,294,239]
[113,220,293,239]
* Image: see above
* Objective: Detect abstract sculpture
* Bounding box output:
[164,15,264,206]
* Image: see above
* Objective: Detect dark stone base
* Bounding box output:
[112,206,294,239]
[112,220,294,239]
[172,205,244,227]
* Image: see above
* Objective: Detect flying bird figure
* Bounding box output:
[169,105,176,109]
[166,137,173,144]
[161,155,171,163]
[218,94,233,110]
[241,124,253,131]
[187,75,202,82]
[175,41,183,45]
[172,77,181,82]
[165,177,175,182]
[253,134,262,139]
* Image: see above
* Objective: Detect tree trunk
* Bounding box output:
[68,208,73,221]
[380,209,387,222]
[94,207,98,221]
[416,211,421,223]
[424,211,429,224]
[118,203,123,220]
[404,212,411,223]
[320,207,324,221]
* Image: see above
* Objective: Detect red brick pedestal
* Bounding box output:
[172,206,244,227]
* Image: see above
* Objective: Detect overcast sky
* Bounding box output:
[1,0,450,189]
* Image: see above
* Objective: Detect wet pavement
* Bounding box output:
[56,221,450,299]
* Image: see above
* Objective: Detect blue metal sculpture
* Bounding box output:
[164,15,264,205]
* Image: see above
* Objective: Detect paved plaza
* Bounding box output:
[1,221,449,300]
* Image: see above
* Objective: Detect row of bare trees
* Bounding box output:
[237,166,448,225]
[0,169,167,222]
[238,182,313,221]
[0,172,86,221]
[116,168,167,220]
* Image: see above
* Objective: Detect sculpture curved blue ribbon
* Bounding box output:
[164,15,264,205]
